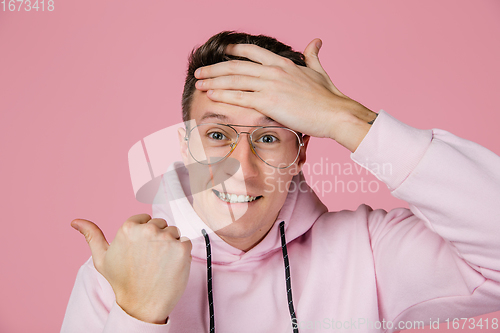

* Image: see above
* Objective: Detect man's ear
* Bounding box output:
[178,127,189,166]
[291,135,310,176]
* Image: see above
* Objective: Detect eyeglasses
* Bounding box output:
[184,123,304,169]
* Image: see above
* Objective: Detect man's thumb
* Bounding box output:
[303,38,325,74]
[71,219,109,261]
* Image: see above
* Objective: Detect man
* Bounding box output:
[62,31,500,332]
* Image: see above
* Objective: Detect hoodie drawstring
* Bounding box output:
[201,222,299,333]
[202,229,215,333]
[279,221,299,333]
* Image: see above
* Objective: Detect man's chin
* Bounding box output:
[212,220,262,242]
[193,203,261,234]
[201,211,256,233]
[192,199,239,233]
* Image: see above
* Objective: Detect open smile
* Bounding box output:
[212,189,262,203]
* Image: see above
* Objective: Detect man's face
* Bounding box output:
[178,90,308,251]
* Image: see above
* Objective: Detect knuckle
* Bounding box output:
[228,60,241,72]
[158,231,172,241]
[156,218,168,226]
[158,227,177,241]
[280,57,294,67]
[121,220,134,233]
[166,225,179,234]
[143,223,158,236]
[83,231,92,244]
[269,66,285,77]
[235,91,244,100]
[172,226,181,236]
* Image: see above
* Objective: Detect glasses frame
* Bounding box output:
[184,123,304,169]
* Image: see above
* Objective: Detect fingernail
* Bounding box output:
[316,40,322,50]
[195,69,201,77]
[207,90,213,96]
[71,222,80,232]
[196,80,203,88]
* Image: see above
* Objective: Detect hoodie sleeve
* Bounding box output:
[351,110,500,330]
[60,257,171,333]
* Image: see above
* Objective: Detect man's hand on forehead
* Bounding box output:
[194,39,378,152]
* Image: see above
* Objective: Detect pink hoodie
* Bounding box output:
[61,110,500,332]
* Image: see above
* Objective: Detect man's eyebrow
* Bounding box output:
[257,116,279,125]
[200,112,229,122]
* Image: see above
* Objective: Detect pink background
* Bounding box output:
[1,1,500,332]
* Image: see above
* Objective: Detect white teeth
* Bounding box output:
[214,190,259,203]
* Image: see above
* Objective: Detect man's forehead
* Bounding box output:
[199,111,281,126]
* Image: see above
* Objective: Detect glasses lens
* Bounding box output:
[187,124,301,168]
[187,124,237,164]
[251,127,301,168]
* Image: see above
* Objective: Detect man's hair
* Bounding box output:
[182,31,307,122]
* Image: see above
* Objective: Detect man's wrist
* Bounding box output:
[329,101,377,152]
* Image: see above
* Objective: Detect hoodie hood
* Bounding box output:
[152,162,328,264]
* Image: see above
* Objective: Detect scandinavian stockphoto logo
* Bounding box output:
[263,157,392,197]
[301,158,392,196]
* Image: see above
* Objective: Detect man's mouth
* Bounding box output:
[212,189,262,203]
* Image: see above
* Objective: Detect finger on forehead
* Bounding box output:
[226,43,286,66]
[197,60,264,79]
[147,218,168,229]
[197,75,263,92]
[206,90,256,110]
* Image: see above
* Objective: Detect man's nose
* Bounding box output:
[228,134,260,178]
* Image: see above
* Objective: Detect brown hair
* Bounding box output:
[182,31,307,121]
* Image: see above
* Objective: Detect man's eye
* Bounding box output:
[208,132,226,140]
[257,135,278,144]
